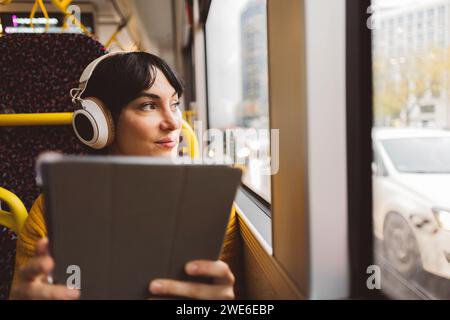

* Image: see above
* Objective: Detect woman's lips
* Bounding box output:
[155,139,177,149]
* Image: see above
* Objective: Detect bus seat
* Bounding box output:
[0,33,105,299]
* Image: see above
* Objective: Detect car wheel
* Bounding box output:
[383,212,421,278]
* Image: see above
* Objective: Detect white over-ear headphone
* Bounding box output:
[71,51,126,149]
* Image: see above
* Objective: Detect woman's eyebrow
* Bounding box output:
[139,92,178,100]
[139,93,161,100]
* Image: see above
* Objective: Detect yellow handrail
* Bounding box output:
[104,28,123,50]
[29,0,50,32]
[0,113,73,126]
[0,187,28,235]
[181,118,200,159]
[50,0,72,12]
[183,110,196,128]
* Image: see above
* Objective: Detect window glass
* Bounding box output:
[372,0,450,299]
[205,0,271,202]
[382,138,450,173]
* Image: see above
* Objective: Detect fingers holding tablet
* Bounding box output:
[10,238,80,300]
[148,260,235,300]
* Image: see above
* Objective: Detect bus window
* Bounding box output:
[371,0,450,299]
[205,0,271,203]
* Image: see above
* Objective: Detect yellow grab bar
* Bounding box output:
[29,0,50,32]
[50,0,72,12]
[104,28,122,49]
[181,118,200,159]
[0,113,73,126]
[0,187,28,234]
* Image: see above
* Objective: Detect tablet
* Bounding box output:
[38,154,242,300]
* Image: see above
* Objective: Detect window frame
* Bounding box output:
[346,0,386,299]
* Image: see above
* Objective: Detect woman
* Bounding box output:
[10,52,241,300]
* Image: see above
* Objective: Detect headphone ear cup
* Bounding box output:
[72,97,115,149]
[90,97,115,147]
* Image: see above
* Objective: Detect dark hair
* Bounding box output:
[82,52,184,122]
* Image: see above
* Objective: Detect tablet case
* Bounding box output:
[40,156,242,300]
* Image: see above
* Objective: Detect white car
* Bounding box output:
[373,128,450,279]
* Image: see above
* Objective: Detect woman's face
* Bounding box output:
[109,68,182,157]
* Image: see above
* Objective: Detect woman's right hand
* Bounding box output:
[10,238,80,300]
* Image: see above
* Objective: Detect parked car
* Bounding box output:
[373,128,450,279]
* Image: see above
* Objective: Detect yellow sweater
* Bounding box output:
[12,194,243,296]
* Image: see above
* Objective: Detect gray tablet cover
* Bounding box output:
[39,155,242,300]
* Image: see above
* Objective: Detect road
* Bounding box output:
[375,239,450,299]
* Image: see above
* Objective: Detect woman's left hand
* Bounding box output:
[148,260,235,300]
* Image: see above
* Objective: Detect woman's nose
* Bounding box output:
[160,109,181,131]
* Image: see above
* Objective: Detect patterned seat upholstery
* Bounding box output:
[0,33,105,299]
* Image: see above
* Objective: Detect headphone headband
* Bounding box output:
[72,51,127,103]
